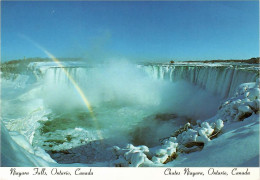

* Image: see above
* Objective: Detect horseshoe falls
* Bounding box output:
[1,60,259,167]
[140,63,258,99]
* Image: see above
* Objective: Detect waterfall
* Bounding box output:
[141,64,258,99]
[43,67,88,86]
[27,62,259,100]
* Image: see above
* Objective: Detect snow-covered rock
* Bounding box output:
[112,80,259,166]
[218,80,259,122]
[112,144,152,167]
[112,118,225,166]
[1,122,56,166]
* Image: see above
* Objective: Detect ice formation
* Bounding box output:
[112,118,225,167]
[1,122,56,166]
[111,78,259,167]
[112,144,153,167]
[217,79,260,122]
[1,61,259,167]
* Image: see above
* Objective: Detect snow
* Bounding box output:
[111,117,226,167]
[168,114,259,167]
[215,119,224,130]
[28,61,88,70]
[1,62,259,167]
[1,122,55,166]
[111,79,259,167]
[217,80,259,122]
[112,144,153,167]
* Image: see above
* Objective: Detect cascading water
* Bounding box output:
[140,63,258,98]
[1,60,259,166]
[28,62,206,164]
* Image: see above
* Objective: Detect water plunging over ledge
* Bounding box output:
[1,61,259,166]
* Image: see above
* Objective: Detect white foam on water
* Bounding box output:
[1,60,259,166]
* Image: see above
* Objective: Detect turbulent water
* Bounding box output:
[1,60,259,165]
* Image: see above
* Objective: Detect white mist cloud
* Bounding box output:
[41,59,222,146]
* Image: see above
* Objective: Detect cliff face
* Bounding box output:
[140,64,258,99]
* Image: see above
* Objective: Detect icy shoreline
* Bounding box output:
[1,80,259,167]
[110,80,259,167]
[1,62,259,167]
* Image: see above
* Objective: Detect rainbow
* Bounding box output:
[21,35,104,141]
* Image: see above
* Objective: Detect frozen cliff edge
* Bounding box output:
[1,121,56,166]
[1,61,259,167]
[111,79,260,167]
[1,79,259,167]
[140,63,258,99]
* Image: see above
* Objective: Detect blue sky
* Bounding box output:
[1,1,259,62]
